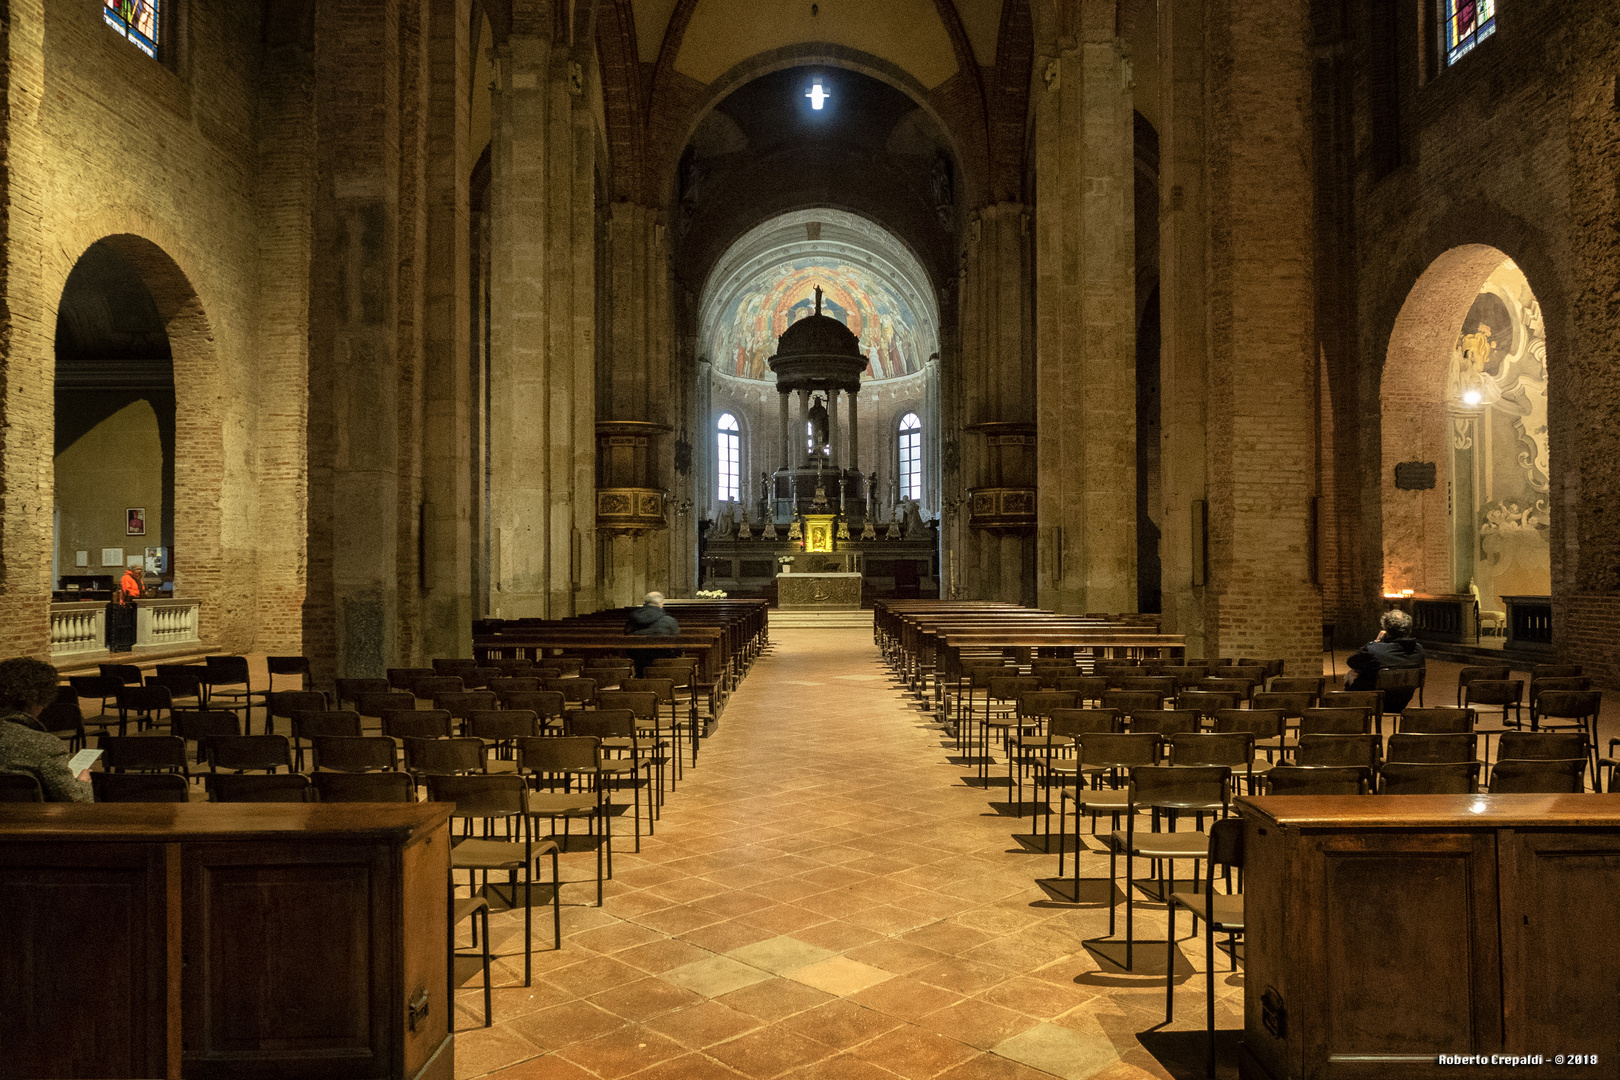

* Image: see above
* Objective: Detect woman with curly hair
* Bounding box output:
[0,657,92,801]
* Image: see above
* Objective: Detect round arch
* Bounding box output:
[1381,244,1551,622]
[50,233,230,648]
[660,44,978,211]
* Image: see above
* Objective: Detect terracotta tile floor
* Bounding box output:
[452,628,1232,1080]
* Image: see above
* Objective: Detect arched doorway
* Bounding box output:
[51,235,226,656]
[1382,246,1550,641]
[54,242,176,649]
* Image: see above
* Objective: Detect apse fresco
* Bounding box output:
[711,259,926,381]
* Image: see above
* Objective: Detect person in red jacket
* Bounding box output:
[117,564,144,604]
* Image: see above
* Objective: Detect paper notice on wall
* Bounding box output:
[75,551,89,567]
[101,548,124,567]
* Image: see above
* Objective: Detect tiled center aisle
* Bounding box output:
[456,628,1206,1080]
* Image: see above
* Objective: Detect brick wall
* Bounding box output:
[3,0,302,659]
[1338,0,1620,680]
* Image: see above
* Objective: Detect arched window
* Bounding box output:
[1442,0,1496,66]
[717,413,740,503]
[898,412,922,502]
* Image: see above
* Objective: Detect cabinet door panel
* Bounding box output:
[183,841,395,1080]
[1301,831,1500,1077]
[1499,830,1620,1059]
[0,843,169,1080]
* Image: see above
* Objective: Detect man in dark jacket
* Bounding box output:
[1345,609,1426,713]
[625,592,680,674]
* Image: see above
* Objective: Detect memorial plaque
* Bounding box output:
[1394,461,1437,490]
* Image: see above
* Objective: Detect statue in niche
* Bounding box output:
[711,502,736,540]
[899,499,927,540]
[807,396,829,458]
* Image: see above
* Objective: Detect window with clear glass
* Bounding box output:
[899,412,922,502]
[717,413,740,503]
[105,0,161,58]
[1442,0,1495,67]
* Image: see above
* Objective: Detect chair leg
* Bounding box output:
[479,903,492,1027]
[552,849,562,949]
[1206,916,1217,1080]
[521,868,531,986]
[1165,900,1175,1024]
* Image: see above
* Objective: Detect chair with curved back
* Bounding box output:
[201,656,254,725]
[335,678,391,710]
[209,773,313,802]
[1263,765,1368,796]
[70,674,126,741]
[1461,679,1524,731]
[1294,734,1380,772]
[91,771,190,802]
[1398,707,1474,735]
[1378,760,1479,794]
[101,734,190,778]
[566,710,656,845]
[1166,817,1245,1080]
[0,772,45,801]
[1298,707,1373,737]
[118,684,174,735]
[382,710,454,743]
[312,770,415,802]
[291,710,364,770]
[1527,690,1602,785]
[208,734,294,774]
[1488,758,1586,794]
[312,734,399,773]
[517,734,609,905]
[1102,764,1232,971]
[1455,666,1511,707]
[1528,676,1593,727]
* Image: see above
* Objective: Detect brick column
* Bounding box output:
[1033,25,1137,615]
[0,0,54,658]
[420,0,473,657]
[1200,0,1320,670]
[307,0,407,677]
[486,28,597,618]
[1156,0,1209,656]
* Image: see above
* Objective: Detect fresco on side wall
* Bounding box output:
[710,258,926,382]
[1446,258,1550,618]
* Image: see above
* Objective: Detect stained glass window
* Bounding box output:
[1443,0,1495,67]
[105,0,161,59]
[899,413,922,502]
[717,413,740,504]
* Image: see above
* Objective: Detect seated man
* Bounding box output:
[1346,609,1426,713]
[625,592,680,676]
[0,657,92,801]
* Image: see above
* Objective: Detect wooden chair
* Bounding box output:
[1167,732,1255,793]
[517,734,610,904]
[426,773,562,987]
[1461,679,1524,730]
[208,734,294,774]
[1166,817,1245,1079]
[173,710,241,767]
[1298,707,1373,737]
[1398,707,1474,735]
[1294,734,1380,772]
[268,690,328,740]
[499,691,565,733]
[1386,732,1477,765]
[201,656,254,724]
[1262,765,1368,795]
[1102,764,1231,971]
[312,734,399,773]
[1455,666,1511,707]
[1378,761,1478,794]
[101,734,189,778]
[383,710,454,742]
[1529,690,1602,785]
[0,773,45,801]
[209,773,313,802]
[565,710,657,846]
[335,678,391,710]
[291,709,364,770]
[91,771,189,802]
[70,674,126,740]
[312,770,414,802]
[118,684,174,734]
[1488,758,1586,794]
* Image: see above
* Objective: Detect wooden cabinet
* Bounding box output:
[0,804,451,1080]
[1239,795,1620,1080]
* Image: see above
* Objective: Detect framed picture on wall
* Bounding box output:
[127,508,146,536]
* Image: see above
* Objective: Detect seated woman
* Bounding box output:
[0,656,92,801]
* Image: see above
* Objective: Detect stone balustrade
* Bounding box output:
[135,599,200,650]
[49,602,106,657]
[48,598,201,659]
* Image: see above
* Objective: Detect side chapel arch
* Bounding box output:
[1381,244,1551,626]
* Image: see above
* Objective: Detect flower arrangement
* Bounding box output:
[695,589,728,599]
[776,555,795,566]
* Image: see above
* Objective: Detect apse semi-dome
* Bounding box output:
[700,209,940,383]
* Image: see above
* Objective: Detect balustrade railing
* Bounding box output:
[136,599,201,649]
[49,603,106,657]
